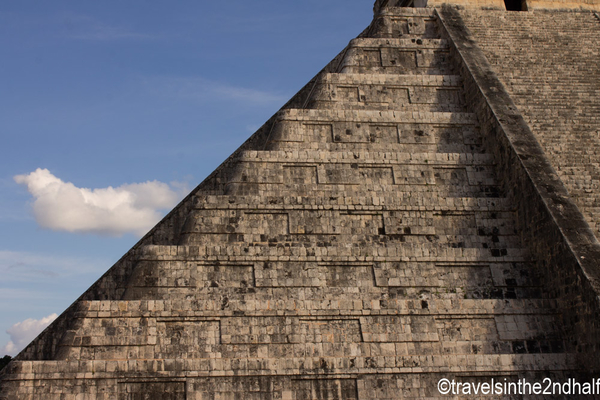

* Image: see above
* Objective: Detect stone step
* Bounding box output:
[308,73,465,112]
[222,160,499,188]
[57,342,570,363]
[176,235,522,254]
[2,353,578,380]
[308,99,466,113]
[265,141,486,154]
[340,38,452,75]
[122,262,542,300]
[192,194,514,211]
[3,371,588,400]
[217,159,503,194]
[136,244,530,263]
[228,163,497,184]
[374,7,437,18]
[348,38,449,50]
[180,209,518,236]
[317,73,462,87]
[183,235,519,250]
[276,108,476,124]
[268,113,480,150]
[194,196,512,209]
[235,150,492,165]
[368,13,441,39]
[67,298,561,317]
[125,287,544,303]
[221,182,503,199]
[125,260,539,292]
[62,313,564,342]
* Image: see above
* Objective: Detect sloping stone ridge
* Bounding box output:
[458,9,600,240]
[438,1,600,377]
[1,3,600,399]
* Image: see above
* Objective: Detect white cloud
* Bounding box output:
[2,314,57,356]
[14,168,186,236]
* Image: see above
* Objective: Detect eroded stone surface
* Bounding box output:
[1,4,599,399]
[459,9,600,239]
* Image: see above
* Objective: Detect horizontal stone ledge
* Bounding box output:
[309,103,467,113]
[349,37,449,49]
[134,245,529,262]
[375,7,436,17]
[219,181,500,189]
[375,7,437,17]
[276,108,477,124]
[265,143,483,150]
[318,73,462,87]
[127,257,530,267]
[134,255,530,264]
[75,298,559,316]
[234,150,492,165]
[3,353,577,380]
[192,194,512,210]
[177,234,520,245]
[192,202,513,212]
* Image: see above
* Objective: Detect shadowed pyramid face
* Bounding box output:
[3,1,600,399]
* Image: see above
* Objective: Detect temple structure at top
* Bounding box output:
[381,0,600,11]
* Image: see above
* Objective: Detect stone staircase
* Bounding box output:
[457,9,600,239]
[0,6,584,400]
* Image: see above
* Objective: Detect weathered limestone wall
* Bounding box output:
[8,33,355,363]
[438,5,600,370]
[2,4,600,398]
[374,0,506,10]
[427,0,507,9]
[458,10,600,238]
[525,0,600,10]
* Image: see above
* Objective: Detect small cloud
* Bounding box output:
[2,341,17,356]
[14,168,186,237]
[2,314,58,356]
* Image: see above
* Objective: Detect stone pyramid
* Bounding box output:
[2,1,600,399]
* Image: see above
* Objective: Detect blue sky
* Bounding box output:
[0,1,373,355]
